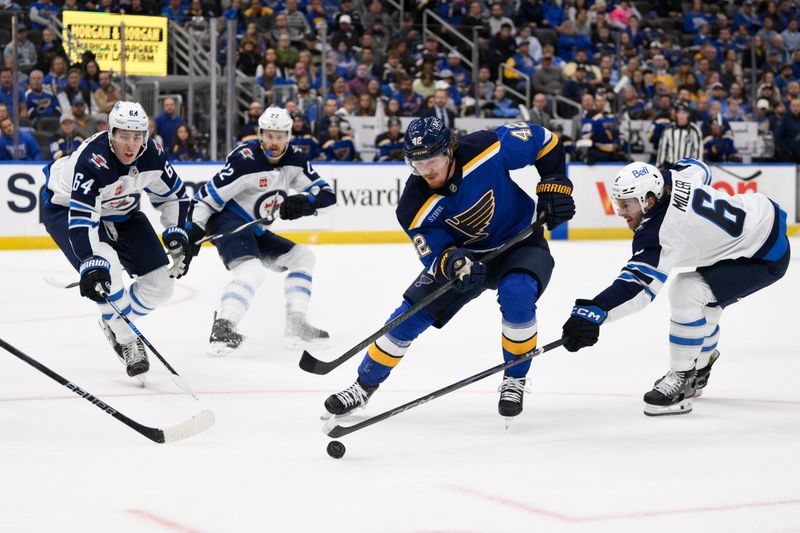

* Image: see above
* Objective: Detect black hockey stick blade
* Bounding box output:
[299,215,548,375]
[0,337,215,444]
[711,164,762,182]
[195,214,276,245]
[323,338,566,438]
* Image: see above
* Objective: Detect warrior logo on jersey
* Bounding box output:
[445,190,495,244]
[254,190,286,221]
[241,147,255,160]
[90,153,109,170]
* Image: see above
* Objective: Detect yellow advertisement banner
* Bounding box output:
[61,11,168,76]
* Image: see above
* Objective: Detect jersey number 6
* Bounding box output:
[691,189,746,237]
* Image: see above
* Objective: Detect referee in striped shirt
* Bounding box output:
[656,102,703,167]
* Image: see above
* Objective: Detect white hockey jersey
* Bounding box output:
[596,160,789,321]
[192,141,335,234]
[43,132,190,261]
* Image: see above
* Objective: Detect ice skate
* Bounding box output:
[208,312,245,356]
[643,368,696,416]
[285,311,330,349]
[693,350,720,398]
[498,375,531,428]
[99,319,148,383]
[321,379,378,421]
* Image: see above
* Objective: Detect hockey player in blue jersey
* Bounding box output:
[41,101,194,380]
[561,160,791,416]
[188,107,336,355]
[323,116,576,421]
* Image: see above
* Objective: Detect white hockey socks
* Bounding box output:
[275,245,315,316]
[219,258,265,326]
[668,272,718,372]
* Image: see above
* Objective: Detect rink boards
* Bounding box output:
[0,161,797,249]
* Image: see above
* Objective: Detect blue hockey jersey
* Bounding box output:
[397,122,561,271]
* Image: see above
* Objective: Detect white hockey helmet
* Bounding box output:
[258,106,293,157]
[258,107,293,135]
[610,162,665,214]
[108,101,149,160]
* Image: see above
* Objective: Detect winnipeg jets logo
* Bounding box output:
[153,138,164,155]
[445,190,495,244]
[241,147,255,160]
[254,190,286,221]
[114,184,123,195]
[90,153,109,170]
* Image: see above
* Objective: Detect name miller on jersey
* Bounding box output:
[671,178,692,212]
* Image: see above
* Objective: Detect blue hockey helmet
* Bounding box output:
[403,116,451,162]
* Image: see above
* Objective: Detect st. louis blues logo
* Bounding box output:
[241,147,255,160]
[414,273,434,288]
[254,190,286,221]
[445,190,495,244]
[90,153,109,170]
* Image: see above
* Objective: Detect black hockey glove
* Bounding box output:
[279,194,317,220]
[79,256,112,303]
[536,177,576,231]
[162,226,193,279]
[562,299,607,352]
[435,247,487,292]
[186,224,206,258]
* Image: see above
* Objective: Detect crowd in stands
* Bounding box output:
[1,0,800,164]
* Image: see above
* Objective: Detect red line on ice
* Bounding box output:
[127,509,205,533]
[448,486,800,523]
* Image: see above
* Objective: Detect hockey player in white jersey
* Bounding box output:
[561,159,791,416]
[41,101,193,380]
[188,106,336,355]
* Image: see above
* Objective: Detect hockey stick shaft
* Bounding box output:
[195,214,275,245]
[101,293,198,400]
[710,164,762,181]
[0,337,214,444]
[299,214,548,375]
[325,338,566,438]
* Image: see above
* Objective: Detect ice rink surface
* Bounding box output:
[0,239,798,533]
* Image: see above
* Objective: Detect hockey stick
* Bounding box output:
[710,164,762,181]
[299,214,549,375]
[195,212,278,245]
[0,337,215,444]
[43,275,79,289]
[323,338,566,438]
[101,292,200,401]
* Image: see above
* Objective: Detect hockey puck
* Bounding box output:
[326,440,346,459]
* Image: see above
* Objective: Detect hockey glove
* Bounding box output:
[435,247,487,292]
[186,224,206,257]
[536,177,576,231]
[163,226,193,279]
[561,299,607,352]
[79,256,112,303]
[279,194,317,220]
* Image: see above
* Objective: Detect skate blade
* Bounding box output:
[208,342,236,357]
[643,398,693,416]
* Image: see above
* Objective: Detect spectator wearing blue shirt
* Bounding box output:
[161,0,186,24]
[0,117,41,160]
[155,97,186,149]
[542,0,566,28]
[49,112,84,160]
[0,68,26,118]
[395,75,425,117]
[485,85,522,119]
[703,119,741,162]
[734,1,759,34]
[557,21,593,62]
[25,70,61,121]
[683,0,710,34]
[29,0,61,31]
